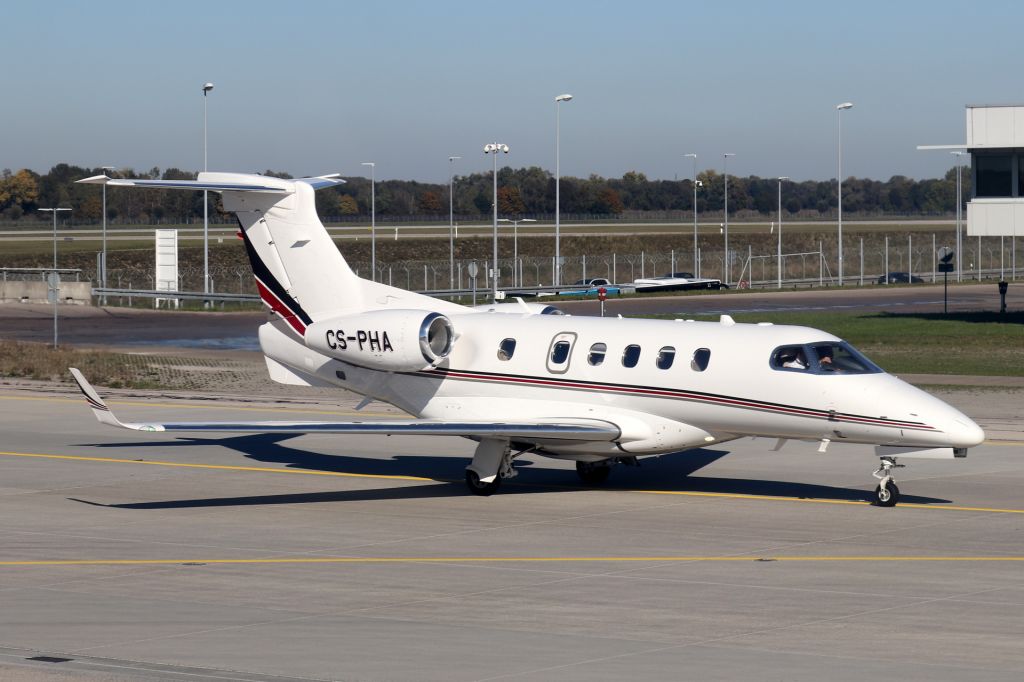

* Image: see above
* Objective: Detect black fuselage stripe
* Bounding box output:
[237,218,312,325]
[405,367,935,432]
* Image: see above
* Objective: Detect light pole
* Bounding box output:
[100,165,115,297]
[836,101,853,286]
[448,156,461,288]
[777,177,789,289]
[554,93,573,286]
[362,162,376,280]
[951,151,966,283]
[685,153,698,273]
[499,218,535,287]
[38,207,71,348]
[723,153,735,285]
[202,82,213,298]
[484,143,509,301]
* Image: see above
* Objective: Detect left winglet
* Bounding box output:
[69,368,135,429]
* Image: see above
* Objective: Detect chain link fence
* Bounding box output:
[63,233,1019,298]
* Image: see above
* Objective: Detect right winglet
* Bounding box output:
[69,368,129,429]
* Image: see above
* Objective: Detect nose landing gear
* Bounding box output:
[872,456,905,507]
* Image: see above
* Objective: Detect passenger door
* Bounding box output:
[546,332,577,374]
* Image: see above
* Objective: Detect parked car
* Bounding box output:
[558,278,621,297]
[877,272,924,284]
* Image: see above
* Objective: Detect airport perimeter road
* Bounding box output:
[558,282,1020,317]
[1,283,1017,349]
[0,386,1022,681]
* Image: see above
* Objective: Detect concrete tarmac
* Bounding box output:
[0,384,1022,681]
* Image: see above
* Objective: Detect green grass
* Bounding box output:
[648,311,1024,376]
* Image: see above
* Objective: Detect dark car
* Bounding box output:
[877,272,924,284]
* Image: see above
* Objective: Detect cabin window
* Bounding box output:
[546,332,577,374]
[622,344,641,368]
[656,346,675,370]
[551,341,571,364]
[497,338,516,361]
[691,348,711,372]
[771,345,809,371]
[588,342,607,366]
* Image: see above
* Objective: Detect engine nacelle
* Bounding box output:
[305,310,455,372]
[472,302,564,315]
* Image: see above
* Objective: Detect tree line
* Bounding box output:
[0,163,971,224]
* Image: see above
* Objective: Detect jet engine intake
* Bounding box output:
[306,310,454,372]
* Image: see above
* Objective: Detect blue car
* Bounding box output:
[558,278,621,297]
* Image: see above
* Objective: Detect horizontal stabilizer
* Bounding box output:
[77,172,345,193]
[77,175,291,193]
[69,369,620,441]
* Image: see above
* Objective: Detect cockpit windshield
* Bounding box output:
[771,342,881,375]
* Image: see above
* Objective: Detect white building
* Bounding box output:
[965,104,1024,237]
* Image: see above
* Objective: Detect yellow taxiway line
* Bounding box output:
[1,556,1023,567]
[2,449,1024,515]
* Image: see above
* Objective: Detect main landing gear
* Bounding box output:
[465,439,518,496]
[872,456,905,507]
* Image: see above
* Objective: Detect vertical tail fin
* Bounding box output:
[77,171,465,334]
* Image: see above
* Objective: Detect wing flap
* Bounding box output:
[69,369,619,441]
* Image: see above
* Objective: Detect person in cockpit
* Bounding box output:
[781,349,807,370]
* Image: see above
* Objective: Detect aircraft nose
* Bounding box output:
[945,415,985,448]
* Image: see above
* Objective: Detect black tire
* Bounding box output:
[874,481,900,507]
[576,461,612,486]
[466,469,500,496]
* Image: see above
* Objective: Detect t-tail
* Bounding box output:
[77,172,462,334]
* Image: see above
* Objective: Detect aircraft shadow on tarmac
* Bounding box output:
[71,434,951,508]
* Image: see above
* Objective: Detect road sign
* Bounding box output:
[467,262,479,278]
[937,247,954,272]
[936,247,954,314]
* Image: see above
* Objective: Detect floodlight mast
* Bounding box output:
[554,93,573,287]
[777,177,789,289]
[448,156,461,287]
[836,101,853,286]
[484,143,510,301]
[499,217,535,287]
[951,151,967,283]
[100,166,115,298]
[202,82,213,302]
[38,207,71,348]
[685,153,698,273]
[723,153,735,285]
[362,162,376,280]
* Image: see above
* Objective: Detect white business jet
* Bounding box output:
[71,171,984,506]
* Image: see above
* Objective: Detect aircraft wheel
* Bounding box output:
[874,481,900,507]
[466,470,501,496]
[576,461,612,486]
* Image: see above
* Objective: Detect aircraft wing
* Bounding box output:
[69,369,620,441]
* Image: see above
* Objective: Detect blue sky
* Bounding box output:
[4,1,1018,182]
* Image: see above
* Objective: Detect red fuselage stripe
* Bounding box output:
[413,368,936,432]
